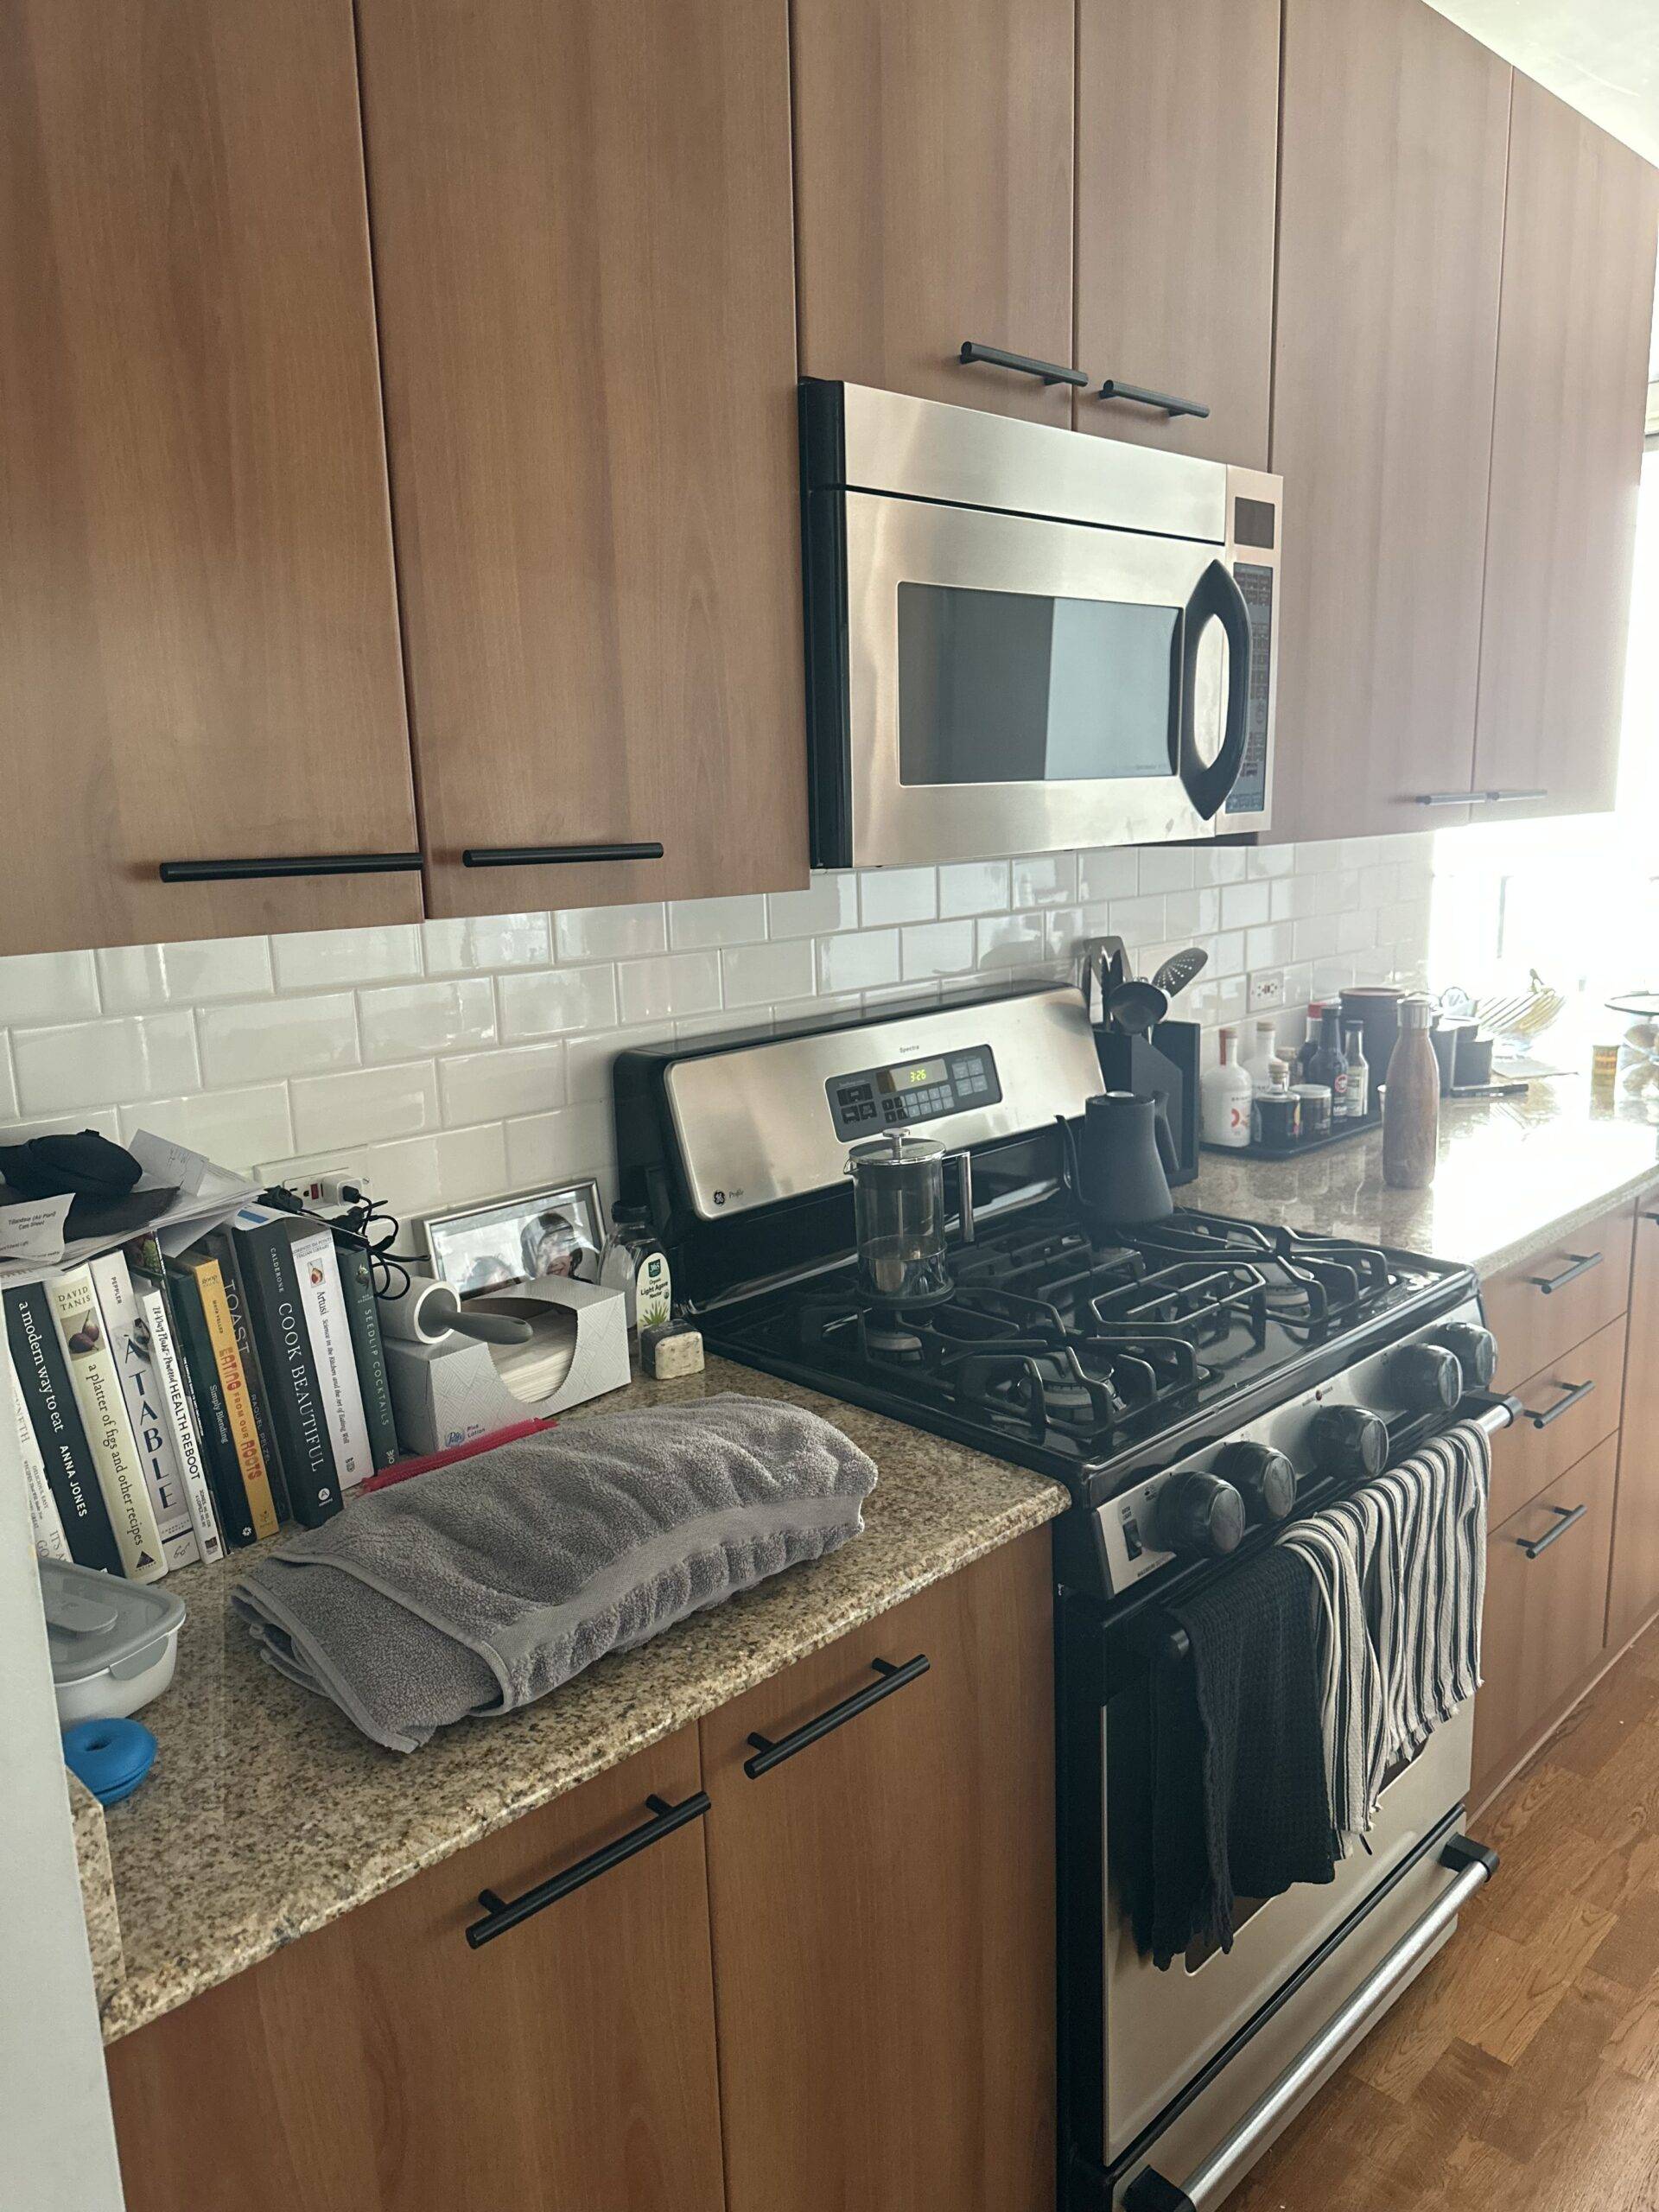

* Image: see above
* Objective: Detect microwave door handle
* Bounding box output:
[1178,558,1252,822]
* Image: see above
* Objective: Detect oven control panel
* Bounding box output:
[824,1045,1002,1140]
[1092,1294,1492,1598]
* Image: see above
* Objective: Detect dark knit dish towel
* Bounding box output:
[1141,1541,1333,1971]
[232,1395,876,1752]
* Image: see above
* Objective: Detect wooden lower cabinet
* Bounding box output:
[1608,1206,1659,1650]
[1472,1434,1618,1806]
[699,1530,1056,2212]
[106,1726,726,2212]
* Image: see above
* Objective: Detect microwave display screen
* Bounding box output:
[896,582,1178,786]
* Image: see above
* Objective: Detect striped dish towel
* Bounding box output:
[1279,1419,1491,1855]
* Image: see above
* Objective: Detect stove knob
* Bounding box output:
[1391,1341,1464,1414]
[1154,1471,1246,1560]
[1433,1322,1497,1390]
[1214,1440,1297,1524]
[1308,1402,1389,1481]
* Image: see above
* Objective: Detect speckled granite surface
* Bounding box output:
[95,1358,1064,2045]
[1188,1079,1659,1277]
[69,1771,124,2013]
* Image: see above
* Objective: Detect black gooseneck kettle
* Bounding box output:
[1058,1090,1177,1226]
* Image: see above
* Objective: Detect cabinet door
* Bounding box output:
[792,0,1076,423]
[1471,75,1659,823]
[702,1531,1055,2212]
[357,0,809,918]
[1609,1206,1659,1650]
[1073,0,1280,467]
[106,1727,726,2212]
[1268,0,1510,842]
[1472,1434,1617,1807]
[0,0,419,956]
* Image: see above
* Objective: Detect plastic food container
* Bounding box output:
[39,1558,187,1726]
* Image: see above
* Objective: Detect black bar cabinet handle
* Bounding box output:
[158,851,423,884]
[1414,789,1548,806]
[1529,1250,1602,1294]
[465,1789,709,1948]
[1516,1502,1589,1560]
[743,1654,929,1778]
[1095,378,1210,421]
[1523,1377,1596,1430]
[957,340,1088,389]
[461,842,664,868]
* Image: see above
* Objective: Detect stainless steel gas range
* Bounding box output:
[613,983,1513,2211]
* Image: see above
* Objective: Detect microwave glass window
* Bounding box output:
[896,582,1179,786]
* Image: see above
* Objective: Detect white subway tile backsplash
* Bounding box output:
[0,950,100,1026]
[498,963,619,1040]
[938,860,1011,918]
[199,994,358,1085]
[817,930,900,994]
[13,1012,199,1114]
[0,1108,122,1143]
[271,924,423,992]
[554,903,666,963]
[359,977,498,1063]
[0,836,1439,1228]
[423,912,555,974]
[858,868,937,927]
[289,1060,441,1153]
[766,874,858,938]
[669,893,769,950]
[721,938,815,1008]
[616,950,721,1026]
[97,936,272,1011]
[901,920,976,981]
[440,1040,568,1125]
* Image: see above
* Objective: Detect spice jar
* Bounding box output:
[1292,1083,1332,1141]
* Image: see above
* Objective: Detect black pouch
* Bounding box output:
[0,1128,144,1202]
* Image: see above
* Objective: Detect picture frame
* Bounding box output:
[422,1180,606,1298]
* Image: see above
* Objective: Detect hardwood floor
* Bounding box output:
[1227,1618,1659,2209]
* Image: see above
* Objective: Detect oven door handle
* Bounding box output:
[1122,1834,1498,2212]
[1176,559,1251,822]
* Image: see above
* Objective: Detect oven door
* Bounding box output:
[814,485,1274,868]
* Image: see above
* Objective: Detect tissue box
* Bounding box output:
[384,1274,630,1457]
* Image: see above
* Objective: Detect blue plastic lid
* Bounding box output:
[63,1717,156,1807]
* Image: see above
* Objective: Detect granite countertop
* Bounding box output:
[94,1357,1065,2046]
[1188,1077,1659,1276]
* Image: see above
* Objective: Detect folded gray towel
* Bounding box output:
[231,1395,877,1751]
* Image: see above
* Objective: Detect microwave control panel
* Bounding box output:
[826,1045,1002,1139]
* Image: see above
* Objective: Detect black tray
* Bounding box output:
[1201,1102,1382,1162]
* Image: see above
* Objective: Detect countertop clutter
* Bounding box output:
[85,1078,1659,2048]
[92,1358,1065,2044]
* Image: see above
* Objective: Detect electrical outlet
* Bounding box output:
[256,1152,374,1208]
[1248,969,1286,1013]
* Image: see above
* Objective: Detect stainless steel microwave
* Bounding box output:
[799,380,1281,868]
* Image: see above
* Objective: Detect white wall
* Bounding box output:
[0,835,1434,1230]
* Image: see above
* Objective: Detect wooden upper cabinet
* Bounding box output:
[1268,0,1510,843]
[701,1531,1056,2212]
[791,0,1076,423]
[0,0,419,956]
[1073,0,1281,467]
[1472,76,1659,824]
[107,1726,726,2212]
[355,0,809,919]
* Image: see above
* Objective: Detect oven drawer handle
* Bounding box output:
[957,340,1087,389]
[1522,1377,1595,1430]
[743,1655,928,1778]
[461,842,664,868]
[465,1790,709,1948]
[1516,1501,1588,1560]
[158,851,423,883]
[1529,1249,1602,1294]
[1094,378,1210,422]
[1122,1835,1497,2212]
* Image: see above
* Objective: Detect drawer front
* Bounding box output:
[1485,1200,1634,1383]
[1487,1313,1626,1529]
[1473,1433,1617,1799]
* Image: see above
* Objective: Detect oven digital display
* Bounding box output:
[825,1046,1002,1138]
